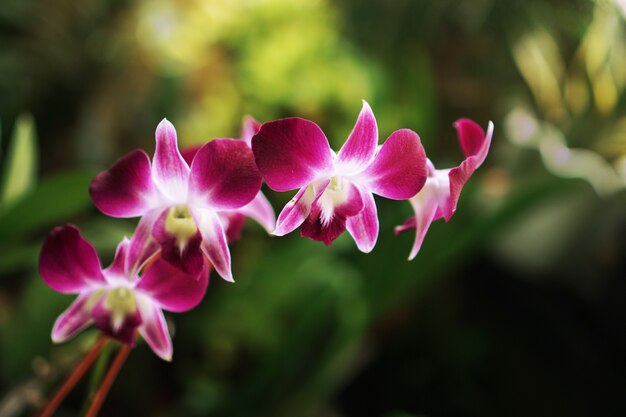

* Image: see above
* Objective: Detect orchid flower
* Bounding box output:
[39,224,209,361]
[89,119,262,282]
[251,101,427,252]
[395,119,494,260]
[181,116,276,243]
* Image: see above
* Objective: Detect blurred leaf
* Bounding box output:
[384,412,423,417]
[0,276,66,381]
[0,114,38,210]
[0,169,98,243]
[364,176,580,317]
[0,243,39,275]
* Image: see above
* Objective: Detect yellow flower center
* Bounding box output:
[164,205,197,250]
[104,287,137,332]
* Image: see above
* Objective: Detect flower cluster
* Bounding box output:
[39,101,492,360]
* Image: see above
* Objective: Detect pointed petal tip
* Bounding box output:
[407,243,421,261]
[358,245,374,254]
[487,120,495,138]
[157,117,173,129]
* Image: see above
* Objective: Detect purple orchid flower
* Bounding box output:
[395,119,494,260]
[251,101,427,252]
[181,116,276,243]
[89,119,262,282]
[39,224,209,361]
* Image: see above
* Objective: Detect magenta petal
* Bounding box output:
[181,145,202,166]
[137,297,172,361]
[361,129,427,200]
[90,150,158,217]
[51,294,96,343]
[196,209,233,282]
[336,101,378,173]
[240,116,262,147]
[455,119,493,163]
[442,120,493,221]
[236,191,276,234]
[252,118,333,191]
[152,119,190,202]
[219,212,247,243]
[394,216,416,235]
[104,238,131,278]
[137,258,209,312]
[397,187,440,260]
[189,139,262,210]
[126,211,161,275]
[273,186,311,236]
[346,189,379,253]
[300,182,363,245]
[39,225,105,294]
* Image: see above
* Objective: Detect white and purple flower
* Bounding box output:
[395,118,494,259]
[39,224,209,361]
[89,119,262,282]
[251,101,427,252]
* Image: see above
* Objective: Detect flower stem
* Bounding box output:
[37,336,108,417]
[78,342,114,416]
[84,343,131,417]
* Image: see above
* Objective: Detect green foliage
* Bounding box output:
[0,114,37,210]
[0,169,98,243]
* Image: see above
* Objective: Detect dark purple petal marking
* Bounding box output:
[152,207,204,276]
[92,295,142,346]
[300,182,363,245]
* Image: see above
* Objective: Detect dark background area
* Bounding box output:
[1,1,625,416]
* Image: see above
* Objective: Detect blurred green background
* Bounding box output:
[1,0,625,416]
